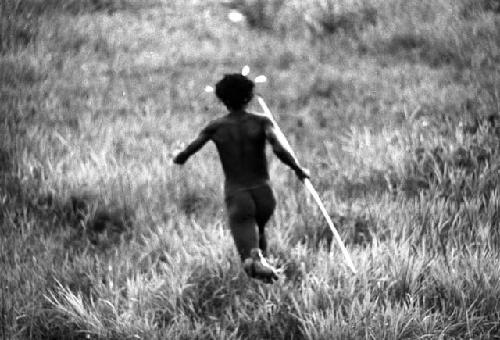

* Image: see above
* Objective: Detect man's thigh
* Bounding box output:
[225,190,258,260]
[251,184,276,225]
[225,190,256,222]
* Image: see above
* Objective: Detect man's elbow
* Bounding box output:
[271,144,285,157]
[272,149,286,162]
[273,149,291,164]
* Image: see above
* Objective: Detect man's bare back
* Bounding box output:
[174,109,306,193]
[209,111,271,192]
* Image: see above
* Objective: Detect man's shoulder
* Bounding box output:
[246,111,273,125]
[201,117,225,136]
[205,115,229,128]
[207,112,272,132]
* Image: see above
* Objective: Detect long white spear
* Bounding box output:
[256,96,357,274]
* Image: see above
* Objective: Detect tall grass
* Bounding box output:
[1,0,500,338]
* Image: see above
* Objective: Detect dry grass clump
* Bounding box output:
[226,0,500,72]
[0,0,133,53]
[224,0,285,30]
[460,0,500,17]
[303,1,378,38]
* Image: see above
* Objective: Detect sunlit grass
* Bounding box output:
[1,0,500,339]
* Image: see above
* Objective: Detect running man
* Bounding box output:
[173,73,309,283]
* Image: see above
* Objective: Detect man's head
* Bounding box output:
[215,73,255,110]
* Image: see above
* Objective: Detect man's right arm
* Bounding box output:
[173,121,217,165]
[264,119,310,181]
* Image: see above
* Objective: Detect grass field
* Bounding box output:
[1,0,500,338]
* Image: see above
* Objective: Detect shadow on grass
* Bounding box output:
[371,32,466,69]
[1,151,134,253]
[1,161,135,339]
[364,12,500,71]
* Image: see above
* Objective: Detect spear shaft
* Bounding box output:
[257,96,357,274]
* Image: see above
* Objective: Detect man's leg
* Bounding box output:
[251,185,276,257]
[225,190,258,261]
[225,189,278,282]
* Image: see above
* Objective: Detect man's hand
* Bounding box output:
[173,152,187,165]
[171,141,187,165]
[295,167,310,182]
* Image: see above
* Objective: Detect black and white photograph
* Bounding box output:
[1,0,500,338]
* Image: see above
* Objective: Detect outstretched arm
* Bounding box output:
[173,123,215,165]
[265,120,309,181]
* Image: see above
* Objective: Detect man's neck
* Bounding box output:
[228,108,246,116]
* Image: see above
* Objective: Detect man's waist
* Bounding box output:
[224,178,270,195]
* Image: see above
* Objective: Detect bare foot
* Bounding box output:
[243,248,279,283]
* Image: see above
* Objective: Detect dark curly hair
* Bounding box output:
[215,73,255,110]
